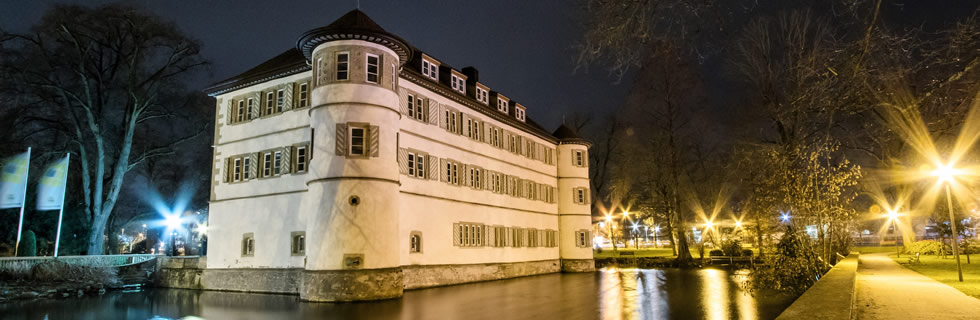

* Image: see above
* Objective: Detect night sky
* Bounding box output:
[2,0,629,131]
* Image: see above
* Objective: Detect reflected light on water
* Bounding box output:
[701,268,730,320]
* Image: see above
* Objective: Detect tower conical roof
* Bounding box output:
[296,9,413,63]
[552,124,592,147]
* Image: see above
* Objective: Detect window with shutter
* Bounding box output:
[265,92,275,115]
[427,100,439,125]
[335,123,348,156]
[280,146,292,173]
[397,148,409,175]
[369,125,380,157]
[349,125,366,156]
[428,155,438,180]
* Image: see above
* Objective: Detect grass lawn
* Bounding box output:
[891,253,980,299]
[593,247,760,259]
[854,245,903,254]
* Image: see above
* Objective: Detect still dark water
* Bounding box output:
[1,268,796,320]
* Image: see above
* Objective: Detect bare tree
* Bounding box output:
[0,4,208,254]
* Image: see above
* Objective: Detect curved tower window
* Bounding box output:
[366,54,380,84]
[336,52,350,81]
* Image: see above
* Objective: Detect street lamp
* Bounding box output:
[886,209,901,258]
[932,162,965,282]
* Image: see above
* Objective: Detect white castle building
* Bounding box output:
[203,9,594,301]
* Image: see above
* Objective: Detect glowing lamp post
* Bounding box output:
[885,210,901,258]
[932,163,965,282]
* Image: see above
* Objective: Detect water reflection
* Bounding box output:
[0,268,793,320]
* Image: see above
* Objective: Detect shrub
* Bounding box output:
[906,240,944,255]
[21,230,37,257]
[751,226,829,295]
[721,239,744,256]
[709,249,724,256]
[742,249,754,257]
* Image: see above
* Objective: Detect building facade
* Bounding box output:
[204,10,594,302]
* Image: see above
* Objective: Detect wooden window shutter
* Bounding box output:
[488,226,496,247]
[369,125,380,157]
[281,83,294,111]
[223,158,231,182]
[248,153,259,179]
[428,155,438,180]
[440,106,450,130]
[461,114,470,137]
[335,123,348,156]
[281,146,292,173]
[397,148,409,175]
[427,100,439,125]
[399,89,410,115]
[483,124,491,144]
[481,169,489,189]
[225,100,233,125]
[453,223,461,246]
[250,92,261,119]
[440,158,449,182]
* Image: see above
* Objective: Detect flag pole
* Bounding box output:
[53,153,70,257]
[14,147,31,256]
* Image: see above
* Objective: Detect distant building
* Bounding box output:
[203,9,594,301]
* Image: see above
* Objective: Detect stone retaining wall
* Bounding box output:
[775,252,859,320]
[401,259,561,290]
[153,257,567,297]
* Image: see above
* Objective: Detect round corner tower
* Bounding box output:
[553,125,596,272]
[295,9,412,301]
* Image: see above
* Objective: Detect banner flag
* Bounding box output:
[37,155,70,211]
[0,151,30,209]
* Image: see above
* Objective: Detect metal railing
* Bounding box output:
[0,254,157,270]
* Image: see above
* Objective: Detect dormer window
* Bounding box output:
[515,107,526,122]
[497,98,509,114]
[476,85,489,105]
[421,56,439,81]
[450,73,466,95]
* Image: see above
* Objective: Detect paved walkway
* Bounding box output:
[854,253,980,320]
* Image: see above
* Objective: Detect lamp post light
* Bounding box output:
[933,163,965,282]
[886,210,901,258]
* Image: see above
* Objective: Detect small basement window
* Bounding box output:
[291,231,306,256]
[242,233,255,256]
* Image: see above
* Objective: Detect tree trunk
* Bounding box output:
[755,215,765,258]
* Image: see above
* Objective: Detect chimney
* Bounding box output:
[462,66,479,82]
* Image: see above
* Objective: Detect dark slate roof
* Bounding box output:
[204,49,308,96]
[296,9,412,63]
[205,9,562,142]
[552,124,592,147]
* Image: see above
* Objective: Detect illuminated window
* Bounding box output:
[366,53,379,84]
[336,52,349,81]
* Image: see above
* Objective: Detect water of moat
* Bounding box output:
[1,267,796,320]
